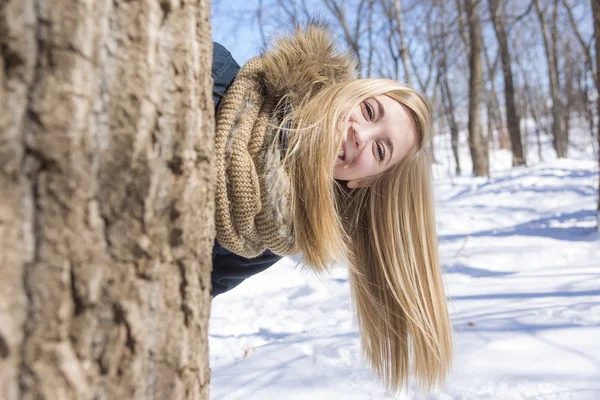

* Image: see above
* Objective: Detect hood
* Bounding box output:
[260,24,358,107]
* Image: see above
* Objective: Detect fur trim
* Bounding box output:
[214,24,356,258]
[261,24,357,106]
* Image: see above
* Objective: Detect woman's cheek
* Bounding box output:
[353,153,375,176]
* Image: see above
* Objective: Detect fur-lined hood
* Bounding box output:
[260,24,357,109]
[213,24,356,259]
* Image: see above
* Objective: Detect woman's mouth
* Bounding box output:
[338,141,346,161]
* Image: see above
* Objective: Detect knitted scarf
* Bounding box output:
[214,25,356,258]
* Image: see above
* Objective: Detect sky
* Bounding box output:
[211,0,268,65]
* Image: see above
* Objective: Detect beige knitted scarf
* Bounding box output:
[214,25,356,258]
[214,56,294,257]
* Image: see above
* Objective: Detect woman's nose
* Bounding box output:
[353,125,373,151]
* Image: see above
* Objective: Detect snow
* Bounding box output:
[209,128,600,399]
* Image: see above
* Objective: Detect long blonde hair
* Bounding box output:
[280,79,452,393]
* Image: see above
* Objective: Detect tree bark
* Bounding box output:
[489,0,526,166]
[534,0,568,158]
[0,1,214,399]
[464,0,489,176]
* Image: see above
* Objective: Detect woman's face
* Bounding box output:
[333,95,417,188]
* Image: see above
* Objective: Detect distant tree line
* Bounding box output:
[221,0,600,213]
[217,0,600,188]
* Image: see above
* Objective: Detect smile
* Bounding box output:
[338,139,347,161]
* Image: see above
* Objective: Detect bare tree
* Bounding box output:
[248,0,596,177]
[258,0,268,48]
[525,81,546,162]
[367,0,376,76]
[409,0,441,93]
[433,0,462,174]
[534,0,568,158]
[380,0,412,83]
[323,0,368,74]
[489,0,527,165]
[592,0,600,218]
[464,0,490,176]
[0,1,214,398]
[455,0,471,55]
[483,44,510,151]
[561,0,600,148]
[440,62,462,174]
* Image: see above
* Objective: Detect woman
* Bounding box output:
[211,24,452,393]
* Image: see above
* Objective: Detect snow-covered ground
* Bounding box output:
[209,128,600,399]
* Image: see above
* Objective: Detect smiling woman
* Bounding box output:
[211,23,452,394]
[334,94,418,187]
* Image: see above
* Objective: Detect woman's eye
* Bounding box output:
[364,101,374,120]
[376,142,385,161]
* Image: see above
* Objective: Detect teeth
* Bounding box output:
[338,149,345,159]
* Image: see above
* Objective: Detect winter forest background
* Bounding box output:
[210,1,600,399]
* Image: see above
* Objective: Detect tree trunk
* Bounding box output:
[464,0,489,176]
[534,0,568,158]
[0,1,214,399]
[442,73,461,175]
[592,0,600,216]
[393,0,411,84]
[437,0,461,175]
[483,46,510,151]
[367,0,375,77]
[486,92,494,151]
[524,82,545,162]
[489,0,526,166]
[455,0,471,58]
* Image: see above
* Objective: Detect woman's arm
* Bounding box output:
[212,42,240,112]
[211,241,282,296]
[210,42,282,297]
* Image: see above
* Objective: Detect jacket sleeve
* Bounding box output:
[212,42,240,113]
[210,42,283,297]
[211,241,282,296]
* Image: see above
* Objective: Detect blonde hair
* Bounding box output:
[280,79,452,393]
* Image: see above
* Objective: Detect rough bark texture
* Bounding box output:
[489,0,526,166]
[0,1,214,399]
[464,0,489,177]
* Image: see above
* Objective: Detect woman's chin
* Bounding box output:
[333,159,343,175]
[332,165,345,180]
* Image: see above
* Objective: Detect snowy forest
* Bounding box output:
[210,0,600,399]
[0,0,598,399]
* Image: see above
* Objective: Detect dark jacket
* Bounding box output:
[211,42,282,297]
